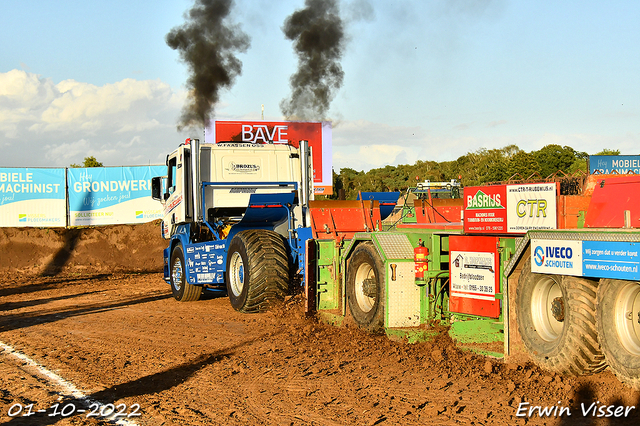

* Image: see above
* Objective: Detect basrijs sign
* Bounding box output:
[463,185,507,234]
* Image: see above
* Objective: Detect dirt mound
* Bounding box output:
[0,221,166,276]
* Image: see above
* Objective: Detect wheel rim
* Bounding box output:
[172,257,183,291]
[530,276,564,342]
[354,262,376,313]
[228,252,245,297]
[614,282,640,355]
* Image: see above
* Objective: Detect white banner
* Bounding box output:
[0,168,66,227]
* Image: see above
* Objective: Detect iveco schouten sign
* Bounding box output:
[531,239,582,275]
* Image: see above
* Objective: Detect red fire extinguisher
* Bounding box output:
[414,239,429,286]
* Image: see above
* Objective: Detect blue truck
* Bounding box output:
[151,138,315,312]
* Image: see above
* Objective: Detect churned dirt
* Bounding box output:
[1,223,639,425]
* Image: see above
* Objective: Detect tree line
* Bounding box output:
[330,145,620,200]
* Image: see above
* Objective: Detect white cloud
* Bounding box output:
[43,138,91,164]
[3,70,635,171]
[333,144,410,172]
[0,69,56,105]
[36,78,176,133]
[0,69,187,167]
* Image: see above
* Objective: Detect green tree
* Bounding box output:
[336,167,363,200]
[506,151,541,180]
[70,156,103,168]
[595,149,620,155]
[453,146,518,186]
[534,145,578,178]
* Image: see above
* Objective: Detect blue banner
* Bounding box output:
[0,168,66,227]
[583,241,640,280]
[0,168,65,204]
[590,155,640,175]
[68,165,166,226]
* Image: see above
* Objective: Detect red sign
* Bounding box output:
[463,185,507,233]
[205,120,333,195]
[449,235,500,318]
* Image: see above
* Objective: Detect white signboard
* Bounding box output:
[506,183,557,233]
[450,250,496,301]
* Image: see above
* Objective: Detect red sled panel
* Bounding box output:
[449,235,500,318]
[585,175,640,228]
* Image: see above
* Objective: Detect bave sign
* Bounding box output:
[206,120,333,195]
[464,183,558,234]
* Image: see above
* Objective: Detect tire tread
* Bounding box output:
[233,230,289,313]
[516,258,605,376]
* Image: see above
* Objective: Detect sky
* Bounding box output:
[1,0,639,172]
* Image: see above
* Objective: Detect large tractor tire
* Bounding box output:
[516,258,605,376]
[170,244,203,302]
[225,230,289,313]
[346,242,385,334]
[597,279,640,390]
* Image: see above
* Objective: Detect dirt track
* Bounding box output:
[1,224,640,425]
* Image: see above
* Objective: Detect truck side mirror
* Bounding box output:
[151,176,162,201]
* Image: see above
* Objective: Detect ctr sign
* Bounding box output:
[205,120,333,195]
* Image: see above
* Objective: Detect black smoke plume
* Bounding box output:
[281,0,345,121]
[166,0,250,130]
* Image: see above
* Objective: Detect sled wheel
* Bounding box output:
[346,242,385,334]
[226,230,289,313]
[516,258,604,375]
[170,244,203,302]
[597,279,640,390]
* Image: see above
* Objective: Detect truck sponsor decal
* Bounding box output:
[185,242,227,284]
[532,239,640,280]
[531,240,582,275]
[164,194,183,217]
[230,162,260,173]
[239,124,289,144]
[582,241,640,280]
[208,120,333,195]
